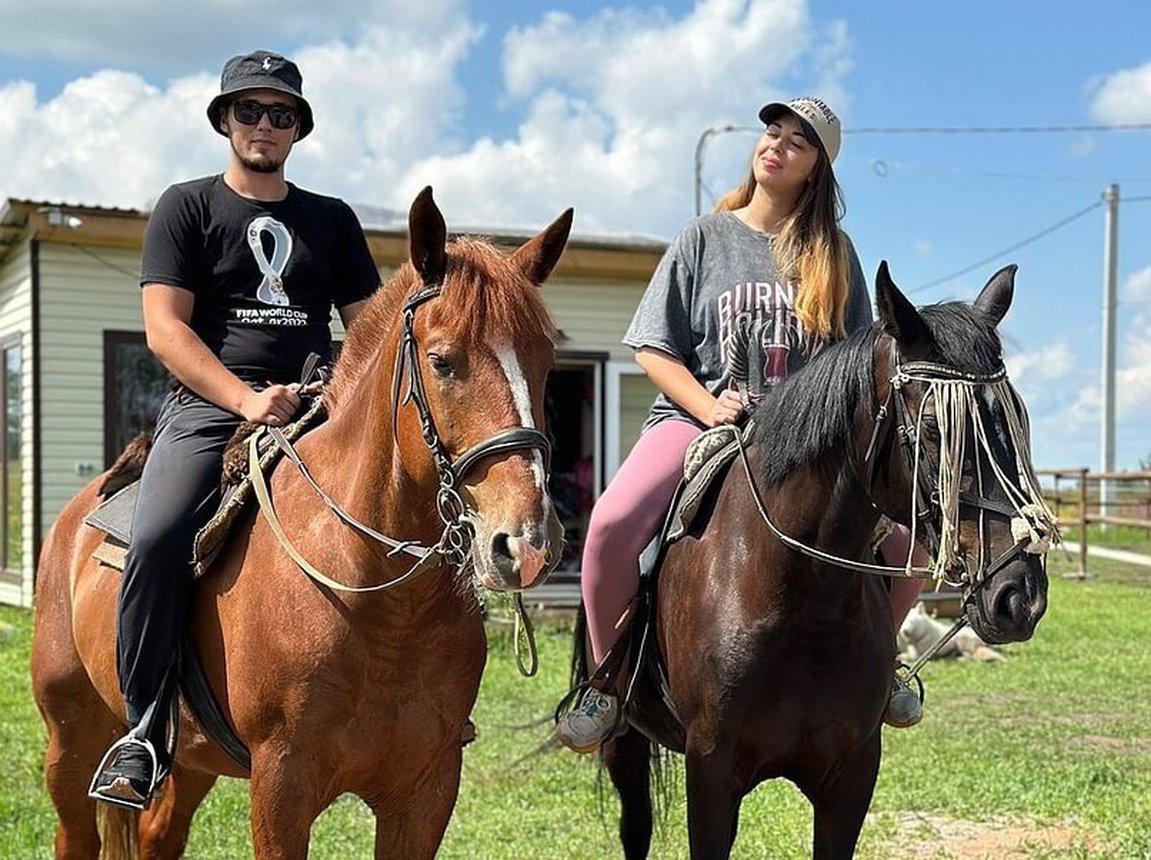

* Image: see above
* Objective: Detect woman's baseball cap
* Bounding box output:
[206,50,314,140]
[758,96,840,163]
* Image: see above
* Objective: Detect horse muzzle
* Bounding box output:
[473,513,563,592]
[964,553,1048,644]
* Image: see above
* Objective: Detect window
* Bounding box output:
[103,332,173,467]
[1,337,22,572]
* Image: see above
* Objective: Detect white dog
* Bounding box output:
[897,602,1004,663]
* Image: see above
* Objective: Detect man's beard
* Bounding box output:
[232,140,284,174]
[239,153,284,174]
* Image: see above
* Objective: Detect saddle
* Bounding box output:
[84,396,326,576]
[81,394,326,773]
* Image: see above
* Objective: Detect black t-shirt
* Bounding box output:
[140,175,379,383]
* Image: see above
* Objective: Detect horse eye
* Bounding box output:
[428,353,454,378]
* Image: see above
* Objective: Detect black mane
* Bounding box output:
[751,298,1004,486]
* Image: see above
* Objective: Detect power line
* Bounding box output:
[865,158,1151,185]
[910,199,1104,294]
[846,122,1151,135]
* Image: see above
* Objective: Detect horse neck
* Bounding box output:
[307,345,445,555]
[758,451,882,609]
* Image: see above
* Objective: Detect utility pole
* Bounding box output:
[1100,183,1119,526]
[694,125,756,216]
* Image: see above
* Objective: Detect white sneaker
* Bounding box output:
[884,674,923,728]
[557,690,619,753]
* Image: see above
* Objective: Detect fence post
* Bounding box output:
[1075,467,1089,579]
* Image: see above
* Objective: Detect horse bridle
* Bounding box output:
[252,280,554,588]
[389,282,554,566]
[860,341,1049,590]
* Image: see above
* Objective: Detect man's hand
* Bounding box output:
[240,384,301,426]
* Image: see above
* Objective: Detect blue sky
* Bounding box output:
[1,0,1149,470]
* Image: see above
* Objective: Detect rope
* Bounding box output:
[897,364,1061,585]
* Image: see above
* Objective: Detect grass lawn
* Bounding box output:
[2,548,1149,858]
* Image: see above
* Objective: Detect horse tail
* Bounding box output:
[97,805,140,859]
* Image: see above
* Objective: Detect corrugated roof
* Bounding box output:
[0,196,669,261]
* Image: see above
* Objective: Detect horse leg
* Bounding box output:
[248,749,329,860]
[32,592,123,859]
[40,711,121,859]
[684,740,742,860]
[370,747,463,859]
[137,765,218,859]
[808,733,881,860]
[602,730,654,859]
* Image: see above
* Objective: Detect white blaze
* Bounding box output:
[495,342,546,492]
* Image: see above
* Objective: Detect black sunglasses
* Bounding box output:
[231,99,298,130]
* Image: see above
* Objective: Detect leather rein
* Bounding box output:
[735,337,1055,598]
[249,281,553,595]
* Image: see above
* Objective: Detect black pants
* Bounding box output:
[116,388,242,726]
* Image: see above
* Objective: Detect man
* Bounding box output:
[90,49,380,809]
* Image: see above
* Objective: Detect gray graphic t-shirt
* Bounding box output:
[624,210,872,429]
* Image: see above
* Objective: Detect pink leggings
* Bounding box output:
[580,420,927,667]
[581,420,700,665]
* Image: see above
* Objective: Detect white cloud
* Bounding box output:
[1088,60,1151,124]
[1123,265,1151,302]
[0,0,851,239]
[1006,342,1074,386]
[0,1,462,72]
[913,239,932,260]
[406,0,843,234]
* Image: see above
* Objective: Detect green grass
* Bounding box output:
[3,550,1150,858]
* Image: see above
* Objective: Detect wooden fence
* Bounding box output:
[1036,468,1151,576]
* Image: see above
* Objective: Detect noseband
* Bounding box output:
[390,283,553,565]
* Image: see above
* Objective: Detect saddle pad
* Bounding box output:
[666,424,745,542]
[92,537,128,571]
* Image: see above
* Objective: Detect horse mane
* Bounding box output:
[751,298,1005,486]
[324,236,557,417]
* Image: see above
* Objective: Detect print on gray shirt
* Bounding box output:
[624,211,872,430]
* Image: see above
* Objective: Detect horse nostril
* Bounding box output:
[491,532,512,561]
[995,585,1023,622]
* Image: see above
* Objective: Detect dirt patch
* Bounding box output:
[871,812,1105,859]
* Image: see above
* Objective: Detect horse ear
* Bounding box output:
[875,260,931,352]
[510,208,574,287]
[408,186,448,286]
[973,264,1016,327]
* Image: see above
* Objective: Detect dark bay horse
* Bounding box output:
[32,187,572,858]
[581,263,1054,859]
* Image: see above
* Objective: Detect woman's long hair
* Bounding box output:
[714,148,850,339]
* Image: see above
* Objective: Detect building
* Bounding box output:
[0,198,664,607]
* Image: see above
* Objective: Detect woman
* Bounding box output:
[558,96,926,754]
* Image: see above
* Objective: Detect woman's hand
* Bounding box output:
[707,387,745,427]
[239,384,301,427]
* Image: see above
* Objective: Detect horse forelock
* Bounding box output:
[323,237,556,418]
[918,301,1004,374]
[752,325,877,486]
[430,238,557,346]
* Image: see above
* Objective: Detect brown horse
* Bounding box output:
[576,263,1055,859]
[32,187,572,859]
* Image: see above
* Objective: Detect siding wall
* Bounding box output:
[542,277,647,360]
[0,242,34,606]
[38,244,143,547]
